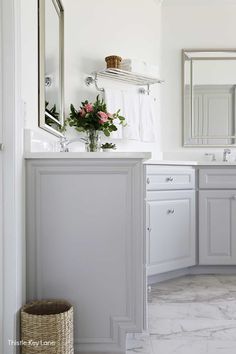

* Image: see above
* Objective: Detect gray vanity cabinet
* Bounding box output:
[199,168,236,265]
[25,156,148,354]
[146,166,196,275]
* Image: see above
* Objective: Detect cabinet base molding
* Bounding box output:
[148,265,236,284]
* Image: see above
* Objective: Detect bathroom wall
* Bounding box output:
[21,0,163,157]
[21,0,38,132]
[161,0,236,160]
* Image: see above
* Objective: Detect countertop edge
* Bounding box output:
[144,160,198,166]
[144,160,236,166]
[24,152,152,160]
[24,154,236,166]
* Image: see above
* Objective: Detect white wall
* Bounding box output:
[21,0,38,131]
[21,0,163,158]
[162,0,236,159]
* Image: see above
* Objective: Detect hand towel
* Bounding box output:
[122,90,140,140]
[104,88,124,139]
[139,94,158,142]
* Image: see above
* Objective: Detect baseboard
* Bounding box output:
[148,265,236,284]
[190,265,236,275]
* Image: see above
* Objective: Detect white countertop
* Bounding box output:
[144,160,198,165]
[196,161,236,166]
[24,152,152,159]
[145,159,236,166]
[24,153,236,165]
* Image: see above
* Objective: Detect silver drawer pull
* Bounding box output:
[167,209,175,214]
[147,177,150,184]
[166,177,174,182]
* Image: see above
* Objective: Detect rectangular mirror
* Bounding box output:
[38,0,64,137]
[183,49,236,146]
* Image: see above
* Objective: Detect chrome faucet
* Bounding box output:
[59,136,69,152]
[59,137,83,152]
[223,148,231,162]
[204,153,216,162]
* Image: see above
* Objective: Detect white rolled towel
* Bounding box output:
[120,59,147,74]
[120,59,159,77]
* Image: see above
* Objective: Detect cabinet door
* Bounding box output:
[199,190,236,265]
[146,190,196,275]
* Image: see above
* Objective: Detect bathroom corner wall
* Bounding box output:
[161,0,236,160]
[21,0,163,157]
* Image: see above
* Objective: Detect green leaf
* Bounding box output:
[110,125,117,131]
[76,127,85,132]
[104,129,110,137]
[70,104,76,114]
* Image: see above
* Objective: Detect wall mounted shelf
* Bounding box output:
[85,68,164,94]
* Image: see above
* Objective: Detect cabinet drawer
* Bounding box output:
[146,166,195,190]
[199,168,236,189]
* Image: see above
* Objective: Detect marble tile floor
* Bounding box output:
[126,275,236,354]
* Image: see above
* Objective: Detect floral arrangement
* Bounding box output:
[68,95,126,137]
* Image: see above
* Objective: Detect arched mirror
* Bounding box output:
[38,0,64,137]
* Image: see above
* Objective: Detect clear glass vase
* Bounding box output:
[85,130,101,152]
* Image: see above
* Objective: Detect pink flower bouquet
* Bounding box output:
[68,95,126,137]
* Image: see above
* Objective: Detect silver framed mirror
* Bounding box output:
[183,49,236,147]
[38,0,64,137]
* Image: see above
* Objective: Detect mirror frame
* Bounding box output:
[182,49,236,147]
[38,0,65,137]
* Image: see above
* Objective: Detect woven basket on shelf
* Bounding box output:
[105,55,122,69]
[21,300,74,354]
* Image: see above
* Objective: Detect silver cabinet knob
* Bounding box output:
[147,227,152,232]
[147,177,150,184]
[166,177,174,182]
[0,143,4,151]
[167,209,175,214]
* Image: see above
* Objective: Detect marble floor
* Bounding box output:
[126,275,236,354]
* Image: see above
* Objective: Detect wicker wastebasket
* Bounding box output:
[21,300,74,354]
